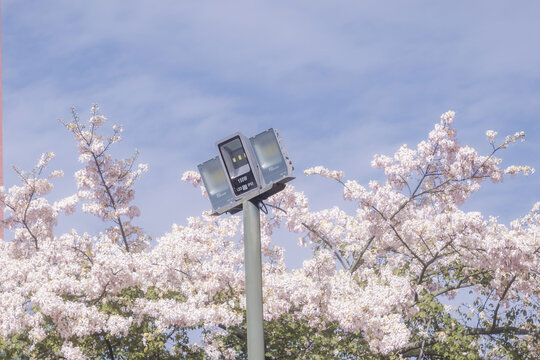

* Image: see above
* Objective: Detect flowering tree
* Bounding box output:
[0,107,538,359]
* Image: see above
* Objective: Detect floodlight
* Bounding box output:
[198,128,294,214]
[250,129,293,186]
[217,133,259,198]
[198,156,238,214]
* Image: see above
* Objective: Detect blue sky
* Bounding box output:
[2,1,539,266]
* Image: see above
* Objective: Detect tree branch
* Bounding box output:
[301,222,348,269]
[91,152,130,252]
[349,236,375,274]
[105,337,116,360]
[467,326,539,336]
[491,274,517,330]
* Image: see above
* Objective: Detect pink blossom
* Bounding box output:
[0,108,537,358]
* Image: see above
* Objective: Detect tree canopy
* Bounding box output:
[0,107,538,359]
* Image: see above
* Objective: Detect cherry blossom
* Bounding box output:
[0,108,538,359]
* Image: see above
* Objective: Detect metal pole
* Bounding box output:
[243,199,265,359]
[0,1,4,241]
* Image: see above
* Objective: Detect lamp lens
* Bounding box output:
[199,158,229,196]
[219,137,251,179]
[198,157,235,212]
[252,131,282,170]
[251,130,288,184]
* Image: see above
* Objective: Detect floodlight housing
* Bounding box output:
[198,128,294,215]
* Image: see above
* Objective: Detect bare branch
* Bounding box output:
[491,275,517,330]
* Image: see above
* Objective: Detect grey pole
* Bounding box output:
[243,199,265,359]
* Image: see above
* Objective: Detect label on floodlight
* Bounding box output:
[231,173,257,196]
